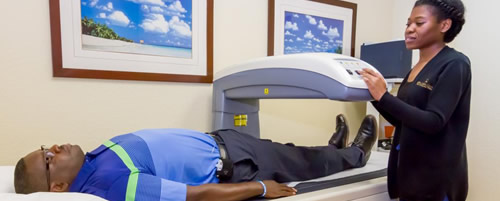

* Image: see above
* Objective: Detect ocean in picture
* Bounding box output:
[80,0,193,58]
[283,11,344,55]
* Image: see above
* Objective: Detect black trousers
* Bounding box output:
[213,129,364,183]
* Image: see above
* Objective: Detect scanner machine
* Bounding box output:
[212,53,391,201]
[213,52,384,138]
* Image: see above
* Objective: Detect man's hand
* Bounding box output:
[262,180,297,198]
[358,68,387,101]
[187,180,297,201]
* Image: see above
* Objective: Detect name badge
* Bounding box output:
[416,79,433,91]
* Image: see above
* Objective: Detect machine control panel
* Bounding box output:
[335,59,366,80]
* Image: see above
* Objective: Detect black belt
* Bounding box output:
[208,132,233,181]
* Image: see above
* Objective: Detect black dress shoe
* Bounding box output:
[351,115,377,166]
[328,114,349,148]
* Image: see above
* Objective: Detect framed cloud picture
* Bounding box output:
[49,0,213,83]
[268,0,357,56]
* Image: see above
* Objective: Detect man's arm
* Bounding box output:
[186,180,297,201]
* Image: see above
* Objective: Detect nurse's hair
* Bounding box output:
[414,0,466,43]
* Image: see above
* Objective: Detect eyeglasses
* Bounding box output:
[41,145,54,191]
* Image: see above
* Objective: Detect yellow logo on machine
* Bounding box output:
[234,114,248,127]
[264,88,269,95]
[416,79,433,91]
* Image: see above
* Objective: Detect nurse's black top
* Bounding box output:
[371,46,471,201]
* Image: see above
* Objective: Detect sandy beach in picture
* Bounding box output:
[81,35,192,58]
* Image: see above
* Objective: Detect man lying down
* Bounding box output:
[14,114,377,201]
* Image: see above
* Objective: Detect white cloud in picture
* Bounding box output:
[140,14,169,33]
[169,16,191,37]
[108,11,130,27]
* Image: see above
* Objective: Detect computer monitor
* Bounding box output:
[360,40,412,79]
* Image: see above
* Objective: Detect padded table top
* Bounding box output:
[251,151,389,200]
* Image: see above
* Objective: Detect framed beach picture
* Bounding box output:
[49,0,213,83]
[268,0,357,56]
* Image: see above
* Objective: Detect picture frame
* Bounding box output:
[268,0,357,56]
[49,0,213,83]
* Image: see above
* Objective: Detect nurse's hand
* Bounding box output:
[358,68,387,101]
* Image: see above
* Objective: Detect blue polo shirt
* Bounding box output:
[69,128,221,201]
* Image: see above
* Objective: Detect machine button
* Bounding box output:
[346,69,353,75]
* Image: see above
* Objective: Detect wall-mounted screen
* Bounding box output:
[360,40,412,79]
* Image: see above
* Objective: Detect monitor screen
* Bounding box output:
[360,40,412,79]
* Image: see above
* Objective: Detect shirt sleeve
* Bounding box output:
[107,173,187,201]
[371,99,401,126]
[376,59,471,134]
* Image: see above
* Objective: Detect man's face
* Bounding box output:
[23,144,85,191]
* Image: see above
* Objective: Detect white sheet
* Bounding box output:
[0,166,14,193]
[0,192,108,201]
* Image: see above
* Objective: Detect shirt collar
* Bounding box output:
[69,145,110,192]
[69,155,96,192]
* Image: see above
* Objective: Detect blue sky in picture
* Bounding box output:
[81,0,192,49]
[283,11,344,54]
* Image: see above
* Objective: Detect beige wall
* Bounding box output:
[454,1,500,200]
[392,1,500,200]
[0,0,397,165]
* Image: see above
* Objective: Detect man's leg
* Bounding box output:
[216,115,376,183]
[252,139,364,182]
[219,130,364,182]
[219,130,363,182]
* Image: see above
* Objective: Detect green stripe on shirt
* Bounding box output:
[103,140,139,201]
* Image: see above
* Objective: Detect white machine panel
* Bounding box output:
[214,53,383,89]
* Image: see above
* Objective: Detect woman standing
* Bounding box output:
[359,0,470,201]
